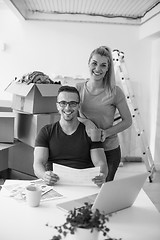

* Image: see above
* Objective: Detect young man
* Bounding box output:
[33,85,108,186]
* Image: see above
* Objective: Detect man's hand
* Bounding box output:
[92,173,106,187]
[43,171,59,186]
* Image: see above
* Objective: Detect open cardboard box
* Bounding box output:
[5,82,61,114]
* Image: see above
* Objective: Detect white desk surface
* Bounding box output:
[0,180,160,240]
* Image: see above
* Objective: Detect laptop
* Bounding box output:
[57,172,149,214]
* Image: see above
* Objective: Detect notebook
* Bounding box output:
[57,172,149,214]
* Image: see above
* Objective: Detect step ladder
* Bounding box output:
[112,49,156,182]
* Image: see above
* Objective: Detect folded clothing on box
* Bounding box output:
[15,71,54,85]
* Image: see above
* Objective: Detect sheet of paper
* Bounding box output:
[53,164,100,186]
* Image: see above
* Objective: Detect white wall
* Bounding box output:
[139,13,160,165]
[149,39,160,164]
[0,6,160,165]
[0,7,139,100]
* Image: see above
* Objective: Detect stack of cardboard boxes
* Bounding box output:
[4,81,61,179]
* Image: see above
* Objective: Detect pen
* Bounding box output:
[41,188,53,196]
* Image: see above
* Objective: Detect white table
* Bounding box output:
[0,180,160,240]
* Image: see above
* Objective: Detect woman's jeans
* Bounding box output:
[105,146,121,182]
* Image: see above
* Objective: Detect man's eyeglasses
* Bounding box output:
[57,101,80,108]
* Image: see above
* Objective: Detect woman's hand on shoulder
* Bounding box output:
[85,121,97,137]
[101,129,108,142]
[78,117,97,137]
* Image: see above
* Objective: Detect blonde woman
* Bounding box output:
[76,46,132,181]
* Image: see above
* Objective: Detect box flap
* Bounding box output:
[36,84,61,97]
[5,82,34,97]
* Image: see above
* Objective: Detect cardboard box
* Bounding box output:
[0,141,19,171]
[15,112,60,147]
[5,82,61,114]
[0,100,12,112]
[8,142,35,177]
[0,147,8,171]
[0,112,15,143]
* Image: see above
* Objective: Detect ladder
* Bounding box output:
[112,49,156,182]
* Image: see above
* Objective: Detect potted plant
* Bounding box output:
[46,202,121,240]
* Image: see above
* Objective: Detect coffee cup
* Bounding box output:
[90,128,102,142]
[25,185,41,207]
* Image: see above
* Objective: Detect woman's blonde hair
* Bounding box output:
[88,46,116,95]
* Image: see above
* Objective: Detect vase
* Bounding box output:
[74,227,99,240]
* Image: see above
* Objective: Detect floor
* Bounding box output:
[116,161,160,212]
[0,162,160,212]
